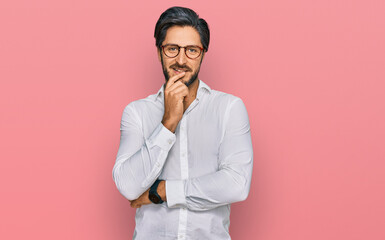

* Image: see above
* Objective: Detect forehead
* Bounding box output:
[163,26,202,46]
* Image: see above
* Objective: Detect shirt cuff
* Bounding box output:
[166,179,187,208]
[147,123,176,151]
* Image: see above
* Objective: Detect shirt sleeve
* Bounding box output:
[166,98,253,211]
[112,103,176,200]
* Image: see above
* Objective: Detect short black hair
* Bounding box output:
[154,6,210,52]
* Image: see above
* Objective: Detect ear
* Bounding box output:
[157,48,161,62]
[201,51,206,61]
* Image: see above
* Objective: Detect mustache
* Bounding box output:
[170,64,192,72]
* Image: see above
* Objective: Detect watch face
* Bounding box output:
[149,193,161,204]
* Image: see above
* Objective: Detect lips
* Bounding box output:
[172,67,187,73]
[170,64,191,74]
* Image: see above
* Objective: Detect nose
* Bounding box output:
[176,47,187,65]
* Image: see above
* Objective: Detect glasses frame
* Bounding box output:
[161,44,204,59]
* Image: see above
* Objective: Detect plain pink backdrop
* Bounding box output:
[1,0,384,239]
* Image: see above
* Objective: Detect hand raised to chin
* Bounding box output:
[162,71,188,133]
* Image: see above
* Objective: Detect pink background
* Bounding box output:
[1,0,384,239]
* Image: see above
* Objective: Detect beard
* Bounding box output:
[161,54,202,87]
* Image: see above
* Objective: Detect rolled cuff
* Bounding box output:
[147,123,176,151]
[165,179,186,208]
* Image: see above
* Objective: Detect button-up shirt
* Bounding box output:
[112,80,253,240]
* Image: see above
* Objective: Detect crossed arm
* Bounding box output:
[112,98,253,211]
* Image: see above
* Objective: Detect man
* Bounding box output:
[112,6,253,240]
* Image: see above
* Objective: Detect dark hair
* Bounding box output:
[154,6,210,52]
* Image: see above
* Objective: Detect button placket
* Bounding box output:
[179,117,188,180]
[177,116,189,240]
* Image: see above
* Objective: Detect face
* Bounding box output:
[158,26,205,87]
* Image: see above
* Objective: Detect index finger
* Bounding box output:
[165,71,186,89]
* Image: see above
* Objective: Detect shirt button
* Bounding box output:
[167,139,172,144]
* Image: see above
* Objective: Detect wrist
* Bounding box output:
[149,180,164,204]
[157,180,167,202]
[162,118,178,133]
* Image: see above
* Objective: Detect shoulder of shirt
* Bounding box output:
[207,89,244,108]
[122,93,159,114]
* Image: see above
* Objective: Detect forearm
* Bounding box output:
[113,145,162,200]
[113,119,176,200]
[166,157,252,211]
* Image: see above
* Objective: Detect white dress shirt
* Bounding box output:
[112,80,253,240]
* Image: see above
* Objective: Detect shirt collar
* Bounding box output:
[155,79,212,102]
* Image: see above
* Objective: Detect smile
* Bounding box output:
[172,68,188,73]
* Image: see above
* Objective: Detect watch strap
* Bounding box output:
[149,179,164,204]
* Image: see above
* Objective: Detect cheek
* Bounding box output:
[192,63,201,72]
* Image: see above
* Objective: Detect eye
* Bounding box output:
[188,48,198,53]
[166,45,179,52]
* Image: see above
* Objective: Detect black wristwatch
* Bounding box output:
[149,179,164,204]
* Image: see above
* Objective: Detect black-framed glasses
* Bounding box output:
[161,44,204,59]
